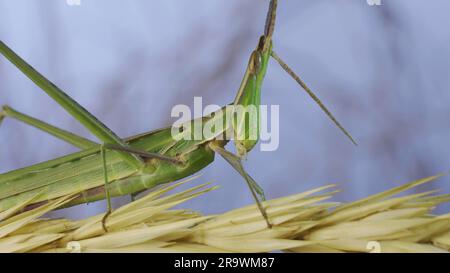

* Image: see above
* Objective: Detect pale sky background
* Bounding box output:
[0,0,449,218]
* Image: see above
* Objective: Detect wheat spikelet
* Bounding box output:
[0,175,448,253]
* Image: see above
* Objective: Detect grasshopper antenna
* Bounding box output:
[271,51,357,146]
[265,0,356,145]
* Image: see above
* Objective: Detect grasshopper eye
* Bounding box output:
[249,51,262,74]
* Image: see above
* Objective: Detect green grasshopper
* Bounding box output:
[0,0,355,229]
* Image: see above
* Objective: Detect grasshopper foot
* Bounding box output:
[101,210,112,232]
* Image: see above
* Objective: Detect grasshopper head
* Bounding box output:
[262,0,278,53]
[252,0,277,58]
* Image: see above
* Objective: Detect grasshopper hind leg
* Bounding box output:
[0,105,98,149]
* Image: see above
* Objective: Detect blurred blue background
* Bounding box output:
[0,0,449,218]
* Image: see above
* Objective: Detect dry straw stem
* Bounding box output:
[0,174,449,253]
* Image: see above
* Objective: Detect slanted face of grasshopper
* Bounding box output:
[0,0,354,229]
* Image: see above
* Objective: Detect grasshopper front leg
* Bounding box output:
[209,142,271,228]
